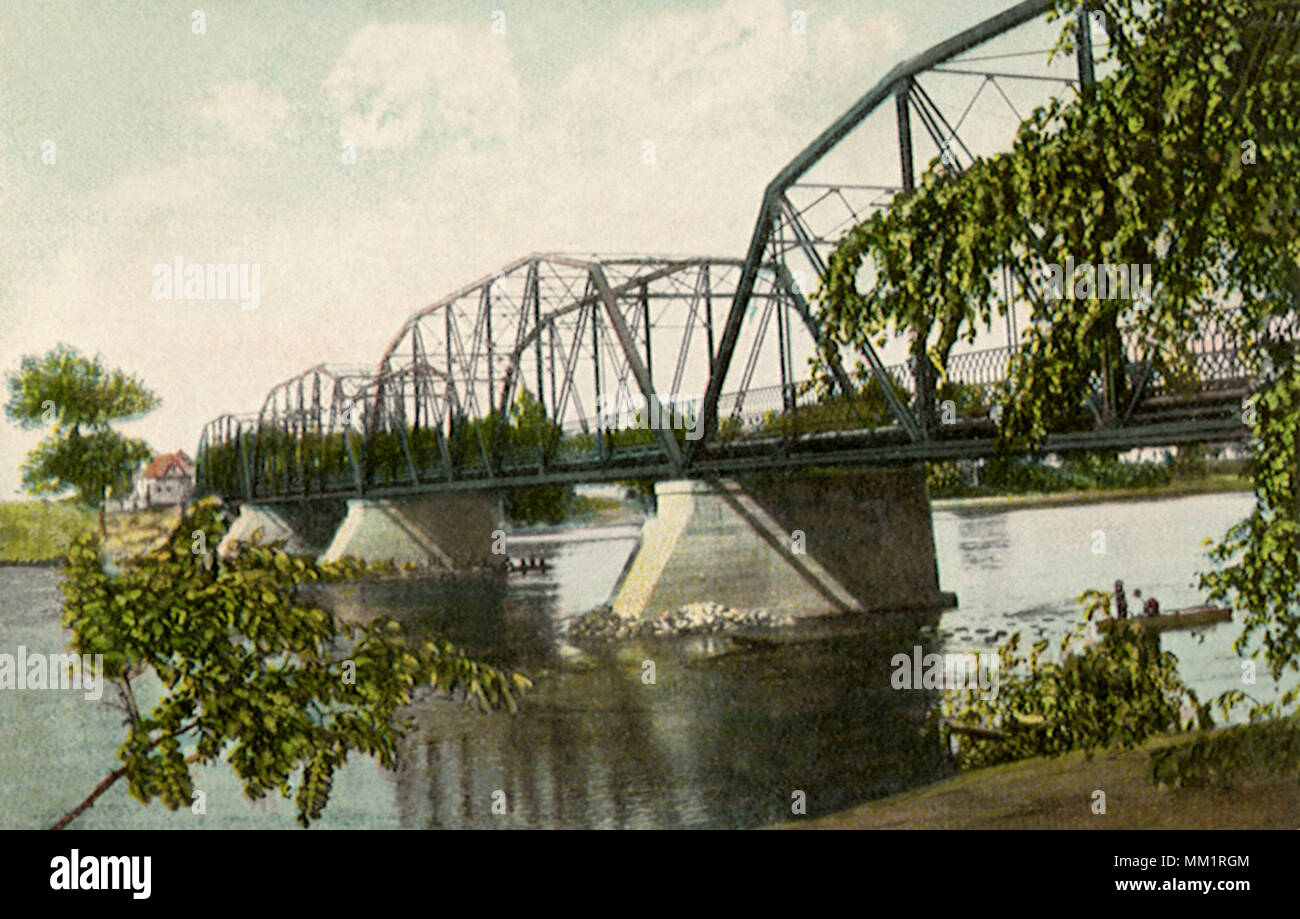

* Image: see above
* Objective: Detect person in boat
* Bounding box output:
[1143,596,1160,617]
[1113,580,1128,619]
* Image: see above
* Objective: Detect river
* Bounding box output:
[0,491,1290,829]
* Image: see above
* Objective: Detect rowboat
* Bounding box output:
[1097,605,1231,633]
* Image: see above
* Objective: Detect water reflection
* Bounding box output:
[314,575,953,828]
[5,492,1279,829]
[955,515,1010,570]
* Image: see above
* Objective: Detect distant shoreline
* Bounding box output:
[933,478,1251,513]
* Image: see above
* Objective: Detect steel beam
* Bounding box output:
[589,264,685,472]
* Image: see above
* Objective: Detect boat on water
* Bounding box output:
[509,555,550,574]
[1097,605,1231,634]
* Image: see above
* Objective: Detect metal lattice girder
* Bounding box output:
[698,0,1095,451]
[355,254,811,483]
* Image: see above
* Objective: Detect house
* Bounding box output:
[110,451,195,512]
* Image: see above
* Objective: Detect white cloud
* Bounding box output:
[555,0,904,152]
[199,81,290,150]
[323,21,522,151]
[87,156,235,215]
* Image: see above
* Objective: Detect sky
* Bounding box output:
[0,0,1074,500]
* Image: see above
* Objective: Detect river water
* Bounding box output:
[1,491,1290,829]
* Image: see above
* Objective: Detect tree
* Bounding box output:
[502,388,573,525]
[52,498,530,829]
[5,344,159,536]
[817,0,1299,681]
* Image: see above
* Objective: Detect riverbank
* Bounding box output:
[0,501,178,565]
[933,474,1251,513]
[783,731,1299,830]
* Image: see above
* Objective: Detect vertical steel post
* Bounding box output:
[896,79,915,193]
[591,300,605,460]
[485,286,495,417]
[412,333,420,430]
[532,263,545,414]
[1077,4,1096,90]
[704,265,715,374]
[641,283,653,392]
[548,323,557,427]
[897,77,934,437]
[774,218,792,414]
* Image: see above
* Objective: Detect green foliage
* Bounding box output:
[200,389,579,526]
[5,343,159,429]
[5,345,158,515]
[1150,714,1300,790]
[819,0,1299,440]
[927,451,1173,498]
[504,484,572,527]
[0,500,94,563]
[0,502,186,566]
[20,427,152,507]
[989,452,1170,492]
[940,588,1205,769]
[1201,350,1300,681]
[500,389,574,525]
[757,373,913,435]
[56,497,530,828]
[818,0,1300,679]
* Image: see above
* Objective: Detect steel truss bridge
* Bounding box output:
[197,0,1298,504]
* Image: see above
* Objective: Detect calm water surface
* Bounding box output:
[0,491,1288,829]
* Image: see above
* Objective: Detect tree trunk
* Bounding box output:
[911,332,938,438]
[49,766,126,830]
[99,488,107,539]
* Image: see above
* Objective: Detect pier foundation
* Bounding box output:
[319,495,502,569]
[611,470,955,619]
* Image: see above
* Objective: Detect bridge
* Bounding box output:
[196,0,1296,621]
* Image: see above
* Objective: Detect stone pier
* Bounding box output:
[217,499,349,558]
[610,469,955,619]
[318,494,502,569]
[217,493,501,569]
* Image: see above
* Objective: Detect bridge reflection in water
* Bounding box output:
[316,553,953,830]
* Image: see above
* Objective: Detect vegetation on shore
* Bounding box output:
[0,500,94,563]
[939,587,1300,802]
[926,449,1248,500]
[0,500,180,565]
[5,344,159,537]
[789,726,1299,830]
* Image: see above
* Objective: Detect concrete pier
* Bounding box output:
[611,470,955,619]
[217,500,348,557]
[319,495,502,569]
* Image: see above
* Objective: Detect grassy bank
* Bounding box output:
[0,500,94,563]
[0,500,180,564]
[928,449,1250,504]
[933,473,1251,512]
[782,729,1299,830]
